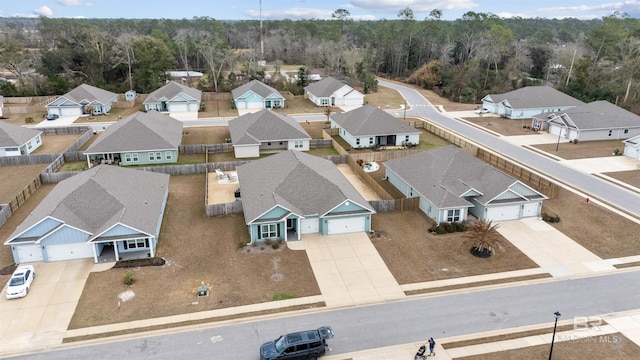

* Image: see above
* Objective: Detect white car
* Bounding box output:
[5,265,35,299]
[475,108,490,114]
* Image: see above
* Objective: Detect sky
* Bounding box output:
[1,0,640,21]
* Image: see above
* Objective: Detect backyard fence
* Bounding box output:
[205,144,234,154]
[40,171,80,184]
[347,156,395,201]
[370,197,420,213]
[0,204,12,229]
[206,201,243,217]
[0,153,61,166]
[309,139,333,148]
[39,126,92,135]
[6,177,42,213]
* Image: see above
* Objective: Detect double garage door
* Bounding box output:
[15,243,94,263]
[327,216,365,235]
[486,202,541,221]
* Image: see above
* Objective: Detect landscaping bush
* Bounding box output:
[123,271,135,285]
[541,212,561,223]
[272,242,280,250]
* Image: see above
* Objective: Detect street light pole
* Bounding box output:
[548,311,561,360]
[555,126,562,151]
[403,100,407,121]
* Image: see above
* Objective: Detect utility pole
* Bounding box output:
[260,0,264,57]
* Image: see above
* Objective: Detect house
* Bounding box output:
[124,90,136,101]
[330,104,420,148]
[304,77,364,107]
[232,80,285,110]
[228,109,311,158]
[623,135,640,161]
[481,86,584,119]
[46,84,117,117]
[84,111,183,167]
[4,165,170,263]
[166,70,204,85]
[236,150,375,242]
[384,145,547,223]
[143,81,202,113]
[0,121,43,156]
[532,101,640,142]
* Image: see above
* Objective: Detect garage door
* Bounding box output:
[300,218,319,234]
[169,103,188,112]
[45,243,94,262]
[16,244,44,263]
[522,202,541,218]
[327,216,365,235]
[60,107,81,116]
[188,103,200,111]
[486,205,521,221]
[624,146,639,160]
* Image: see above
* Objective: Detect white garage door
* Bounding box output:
[486,205,521,221]
[60,107,81,116]
[169,103,188,112]
[45,243,94,262]
[300,218,319,234]
[624,146,639,160]
[247,101,264,109]
[522,202,541,218]
[16,244,44,263]
[235,101,246,109]
[188,103,200,111]
[327,217,365,235]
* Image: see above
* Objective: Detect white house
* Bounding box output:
[46,84,117,117]
[0,121,43,156]
[304,77,364,107]
[623,135,640,161]
[143,81,201,113]
[232,80,285,110]
[481,86,584,119]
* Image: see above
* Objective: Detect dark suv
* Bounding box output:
[260,326,334,360]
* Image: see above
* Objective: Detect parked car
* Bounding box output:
[260,326,334,360]
[475,108,490,114]
[5,265,35,299]
[46,114,59,120]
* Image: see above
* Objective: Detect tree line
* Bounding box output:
[1,11,639,112]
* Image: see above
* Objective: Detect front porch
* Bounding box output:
[87,153,122,167]
[96,244,151,263]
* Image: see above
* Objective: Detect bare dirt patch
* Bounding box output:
[68,174,320,329]
[533,140,624,159]
[73,104,144,123]
[603,170,640,188]
[370,211,540,284]
[181,126,230,144]
[33,134,82,154]
[462,116,539,136]
[0,164,49,203]
[199,99,238,118]
[541,188,640,259]
[362,85,406,109]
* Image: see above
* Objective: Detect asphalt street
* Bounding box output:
[10,270,640,360]
[379,80,640,218]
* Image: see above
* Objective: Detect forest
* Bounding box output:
[1,10,640,111]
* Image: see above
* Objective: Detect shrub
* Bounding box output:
[237,241,246,249]
[541,212,561,223]
[25,116,34,124]
[272,242,280,250]
[572,139,578,144]
[123,271,134,285]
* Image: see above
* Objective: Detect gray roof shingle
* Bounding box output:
[330,104,420,136]
[0,122,42,147]
[548,100,640,130]
[237,150,374,224]
[232,80,282,99]
[85,111,183,153]
[6,165,170,243]
[304,77,350,97]
[486,86,584,109]
[228,109,311,146]
[384,146,526,208]
[58,84,117,105]
[143,81,201,104]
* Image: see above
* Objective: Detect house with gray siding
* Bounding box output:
[532,100,640,142]
[330,104,420,149]
[304,77,364,107]
[229,109,311,158]
[384,146,546,223]
[481,86,584,119]
[232,80,285,110]
[84,111,183,167]
[236,150,375,242]
[0,121,43,156]
[623,135,640,161]
[4,165,170,263]
[46,84,117,117]
[143,81,201,113]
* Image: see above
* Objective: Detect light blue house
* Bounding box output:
[481,86,584,119]
[384,146,546,223]
[0,121,43,157]
[143,81,201,113]
[46,84,117,117]
[331,104,420,148]
[236,150,375,242]
[4,165,170,263]
[232,80,285,110]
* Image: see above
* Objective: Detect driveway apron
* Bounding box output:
[297,232,405,307]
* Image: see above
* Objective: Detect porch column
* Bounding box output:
[114,242,120,261]
[92,243,99,263]
[149,238,155,258]
[86,155,92,169]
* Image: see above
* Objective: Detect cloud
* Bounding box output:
[350,0,478,13]
[33,6,54,17]
[57,0,83,5]
[538,0,640,18]
[245,7,335,20]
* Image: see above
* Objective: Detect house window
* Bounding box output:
[279,142,283,145]
[165,151,173,160]
[149,152,155,161]
[624,129,629,134]
[356,138,360,146]
[155,152,162,161]
[446,209,461,222]
[125,153,131,162]
[132,153,139,162]
[405,135,410,142]
[36,138,41,144]
[294,140,303,149]
[608,130,613,137]
[260,224,277,239]
[28,143,32,149]
[267,142,272,146]
[124,238,148,249]
[369,137,374,145]
[321,98,329,106]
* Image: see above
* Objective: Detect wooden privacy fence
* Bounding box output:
[347,156,394,201]
[0,204,12,229]
[6,177,42,213]
[206,201,243,217]
[0,153,61,166]
[370,197,419,213]
[40,171,80,184]
[39,126,91,135]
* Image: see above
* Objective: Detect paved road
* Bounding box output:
[379,80,640,218]
[10,270,639,359]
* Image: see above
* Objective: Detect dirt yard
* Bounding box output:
[0,164,50,203]
[181,126,230,144]
[603,170,640,188]
[463,115,540,136]
[533,140,627,159]
[68,174,320,329]
[33,134,82,154]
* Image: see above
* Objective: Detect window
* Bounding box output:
[260,224,277,239]
[155,152,162,161]
[148,152,155,161]
[36,138,41,144]
[294,140,303,149]
[125,153,131,162]
[165,151,173,160]
[447,209,461,222]
[295,344,308,351]
[27,143,32,149]
[356,138,360,146]
[132,153,139,162]
[608,130,613,137]
[624,129,629,134]
[124,238,148,250]
[369,137,374,145]
[405,135,410,142]
[267,142,272,146]
[321,98,329,106]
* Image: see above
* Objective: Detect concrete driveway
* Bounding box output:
[35,115,79,127]
[0,259,101,356]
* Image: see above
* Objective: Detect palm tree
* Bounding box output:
[464,219,504,258]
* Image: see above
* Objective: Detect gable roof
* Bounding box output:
[85,111,183,153]
[232,80,282,99]
[56,84,117,106]
[6,165,169,243]
[0,122,42,147]
[624,134,640,147]
[330,104,420,136]
[304,77,352,97]
[143,81,201,104]
[384,146,545,208]
[228,109,311,146]
[236,150,374,223]
[484,86,584,109]
[547,100,640,130]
